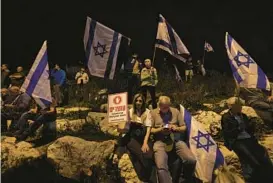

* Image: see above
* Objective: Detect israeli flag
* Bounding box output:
[84,16,122,80]
[20,41,52,109]
[180,105,224,182]
[155,14,190,62]
[225,32,270,91]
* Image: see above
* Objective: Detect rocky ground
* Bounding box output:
[1,97,273,183]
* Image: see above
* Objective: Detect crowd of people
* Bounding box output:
[1,52,273,183]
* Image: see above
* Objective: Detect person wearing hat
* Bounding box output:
[140,59,158,109]
[150,96,196,183]
[221,99,273,183]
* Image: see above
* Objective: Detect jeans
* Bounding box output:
[16,111,56,136]
[153,140,196,183]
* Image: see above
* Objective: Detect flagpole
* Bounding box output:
[152,46,157,65]
[202,44,206,65]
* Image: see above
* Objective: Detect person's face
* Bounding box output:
[55,64,60,70]
[159,103,170,113]
[9,87,20,96]
[81,68,85,72]
[1,65,7,70]
[145,60,151,68]
[17,66,23,72]
[231,103,242,114]
[135,96,143,110]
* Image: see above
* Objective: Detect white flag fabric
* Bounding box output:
[225,32,270,90]
[20,41,52,109]
[180,105,224,182]
[84,17,122,80]
[204,41,214,52]
[155,14,190,62]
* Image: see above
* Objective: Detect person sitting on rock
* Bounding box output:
[1,86,32,132]
[221,99,273,183]
[14,97,57,142]
[115,93,156,183]
[150,96,196,183]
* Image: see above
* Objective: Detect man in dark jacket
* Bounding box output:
[221,100,273,183]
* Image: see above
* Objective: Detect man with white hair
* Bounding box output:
[140,59,158,109]
[221,99,273,183]
[150,96,196,183]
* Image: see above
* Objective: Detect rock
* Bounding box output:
[219,145,242,175]
[100,118,120,137]
[203,103,214,109]
[1,137,43,174]
[56,107,90,115]
[260,134,273,161]
[118,154,140,183]
[86,112,107,126]
[219,97,245,108]
[56,119,89,134]
[220,106,260,119]
[193,111,222,133]
[47,136,116,181]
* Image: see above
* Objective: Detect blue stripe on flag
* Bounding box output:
[26,50,48,95]
[40,98,51,106]
[227,34,233,52]
[166,22,178,54]
[85,20,97,64]
[214,148,225,169]
[104,31,119,78]
[257,66,267,89]
[183,109,192,147]
[155,39,173,52]
[229,59,243,83]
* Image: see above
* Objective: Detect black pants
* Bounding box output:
[126,138,155,182]
[141,85,157,109]
[1,112,21,132]
[233,138,273,183]
[128,74,140,104]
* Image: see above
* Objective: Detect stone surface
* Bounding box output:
[100,118,120,137]
[193,111,222,133]
[118,154,140,183]
[1,137,43,174]
[47,136,116,181]
[218,97,245,108]
[220,106,259,119]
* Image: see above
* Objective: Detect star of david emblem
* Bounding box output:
[234,51,255,68]
[93,42,108,58]
[192,130,215,152]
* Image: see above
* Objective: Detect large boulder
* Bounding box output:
[218,97,245,108]
[193,111,222,134]
[47,136,116,181]
[118,154,140,183]
[99,118,120,137]
[220,106,259,119]
[1,137,44,174]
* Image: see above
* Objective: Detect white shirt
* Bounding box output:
[129,108,152,127]
[75,71,89,84]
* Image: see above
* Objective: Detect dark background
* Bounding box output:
[2,0,273,73]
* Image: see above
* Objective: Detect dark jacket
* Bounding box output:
[221,111,255,150]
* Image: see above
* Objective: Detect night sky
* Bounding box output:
[2,0,273,73]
